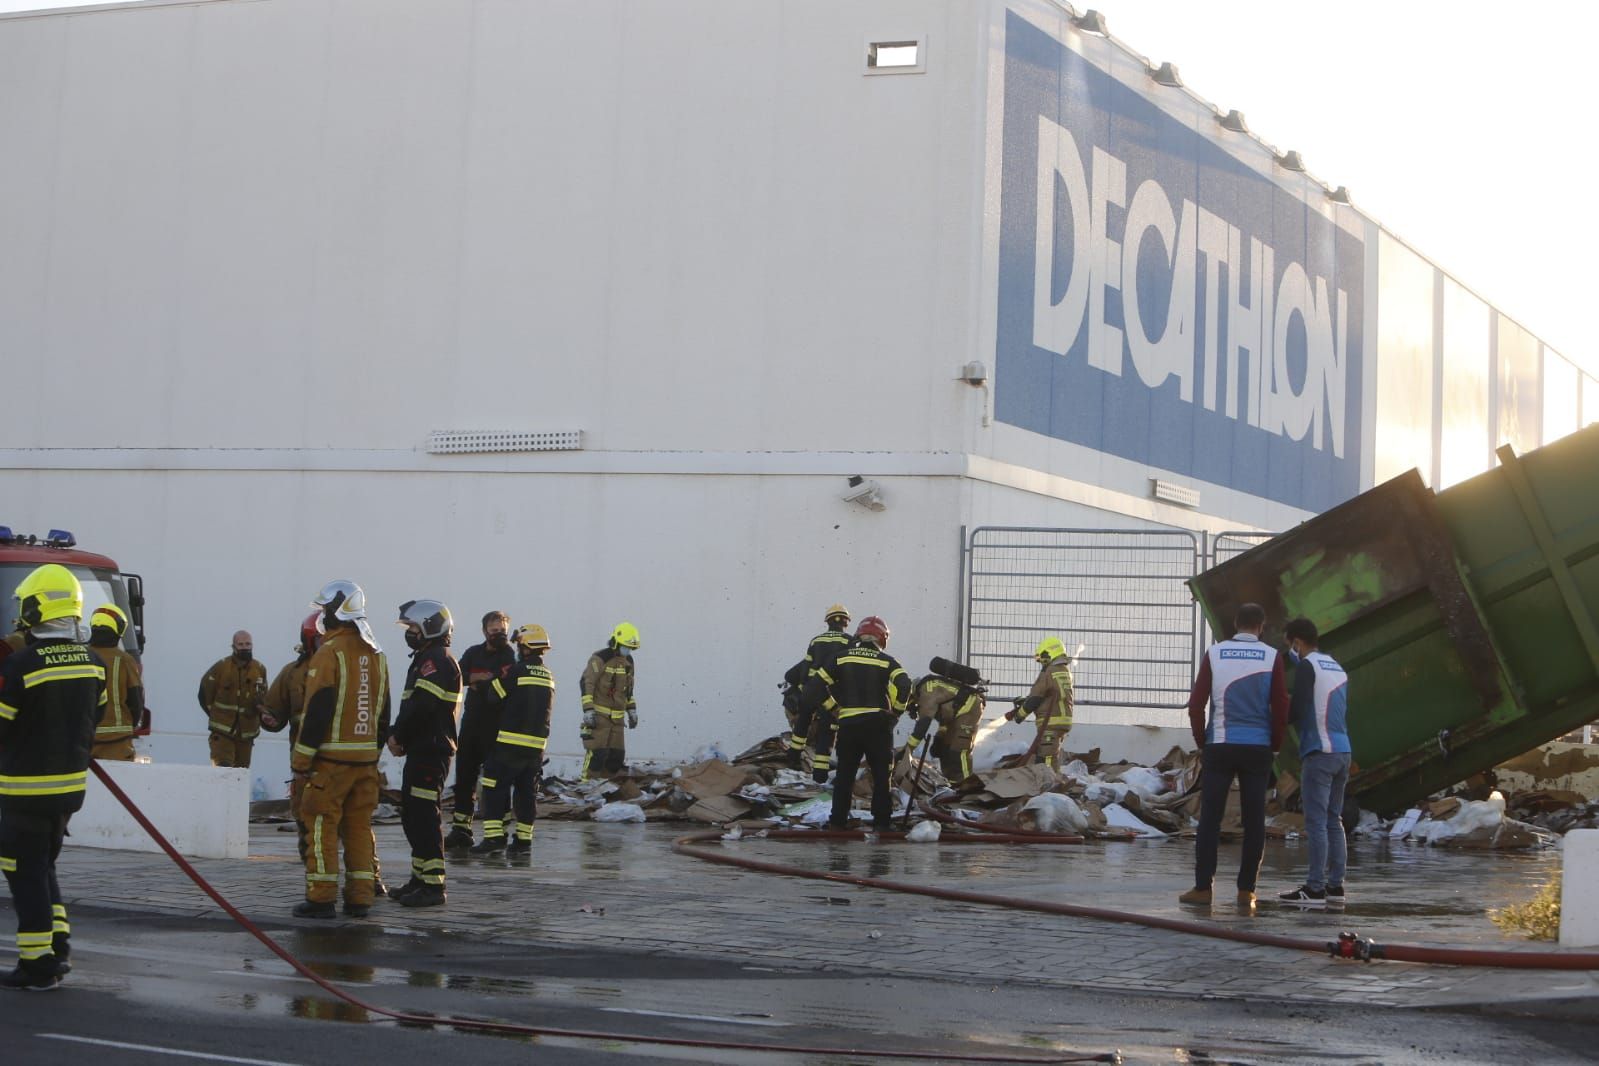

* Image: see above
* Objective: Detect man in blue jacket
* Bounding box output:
[1277,617,1351,908]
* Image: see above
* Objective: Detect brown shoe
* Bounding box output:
[1237,890,1257,907]
[1178,886,1213,905]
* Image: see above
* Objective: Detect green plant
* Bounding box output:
[1490,872,1562,941]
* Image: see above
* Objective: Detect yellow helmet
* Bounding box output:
[91,603,130,637]
[515,623,551,651]
[824,603,851,625]
[611,621,641,650]
[1034,636,1067,663]
[15,563,83,629]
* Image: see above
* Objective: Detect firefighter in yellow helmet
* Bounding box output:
[472,624,554,857]
[86,605,144,763]
[291,580,390,919]
[579,622,638,781]
[0,564,106,989]
[1005,636,1075,769]
[198,630,268,768]
[784,604,853,767]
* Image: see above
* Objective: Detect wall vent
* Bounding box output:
[426,430,583,455]
[865,38,925,75]
[1150,478,1200,509]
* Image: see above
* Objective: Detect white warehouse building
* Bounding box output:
[0,0,1590,795]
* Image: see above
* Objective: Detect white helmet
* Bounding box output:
[312,579,368,621]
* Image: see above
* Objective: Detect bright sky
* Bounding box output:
[2,0,1594,371]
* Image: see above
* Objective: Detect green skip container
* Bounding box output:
[1188,423,1599,815]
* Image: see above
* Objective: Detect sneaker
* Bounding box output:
[389,877,424,901]
[1,962,62,992]
[1277,886,1326,907]
[292,900,338,920]
[506,837,532,855]
[343,902,371,919]
[1178,886,1213,905]
[399,885,446,908]
[470,836,506,855]
[1326,885,1347,906]
[443,826,474,851]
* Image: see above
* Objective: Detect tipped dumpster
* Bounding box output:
[1189,423,1599,815]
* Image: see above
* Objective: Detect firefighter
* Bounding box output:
[805,616,911,830]
[290,580,390,919]
[784,604,853,767]
[579,622,639,781]
[260,613,321,861]
[387,600,461,908]
[1006,636,1074,769]
[472,623,554,856]
[86,605,144,763]
[0,564,106,990]
[198,630,268,768]
[900,669,985,791]
[444,611,516,851]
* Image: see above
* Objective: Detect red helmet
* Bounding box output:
[855,616,890,647]
[299,612,322,654]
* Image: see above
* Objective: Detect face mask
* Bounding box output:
[234,649,253,663]
[90,626,120,648]
[488,633,508,649]
[405,629,423,651]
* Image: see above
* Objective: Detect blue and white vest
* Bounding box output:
[1295,651,1351,757]
[1205,633,1276,747]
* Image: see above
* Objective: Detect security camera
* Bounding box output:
[959,361,989,386]
[842,475,886,511]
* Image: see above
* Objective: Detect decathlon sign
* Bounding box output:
[994,12,1366,512]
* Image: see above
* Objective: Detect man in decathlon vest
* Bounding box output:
[1181,603,1288,909]
[1276,617,1352,908]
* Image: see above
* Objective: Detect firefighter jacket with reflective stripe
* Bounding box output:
[198,655,268,742]
[0,638,106,815]
[392,645,461,761]
[292,627,391,770]
[581,646,634,718]
[90,644,144,743]
[261,656,313,747]
[488,657,554,757]
[908,675,983,744]
[1017,655,1074,730]
[458,641,517,736]
[804,643,910,760]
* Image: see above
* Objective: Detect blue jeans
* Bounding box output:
[1301,751,1351,891]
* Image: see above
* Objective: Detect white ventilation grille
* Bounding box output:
[426,430,583,455]
[1149,478,1200,509]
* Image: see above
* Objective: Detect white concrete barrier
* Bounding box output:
[71,760,250,860]
[1561,829,1599,947]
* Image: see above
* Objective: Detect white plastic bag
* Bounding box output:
[591,802,647,823]
[906,820,941,843]
[1021,792,1090,833]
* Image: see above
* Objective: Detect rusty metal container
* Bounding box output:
[1189,424,1599,813]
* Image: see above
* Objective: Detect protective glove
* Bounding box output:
[812,767,829,785]
[626,709,639,730]
[582,710,596,730]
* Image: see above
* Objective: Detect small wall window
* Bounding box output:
[865,38,925,75]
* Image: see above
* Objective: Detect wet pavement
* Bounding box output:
[32,819,1596,1011]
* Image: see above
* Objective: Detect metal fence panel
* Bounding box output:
[965,527,1202,710]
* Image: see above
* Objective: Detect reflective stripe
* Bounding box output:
[0,855,15,873]
[312,815,327,879]
[834,655,889,670]
[496,731,548,749]
[330,651,349,743]
[0,700,17,721]
[18,930,53,960]
[347,871,373,881]
[597,708,626,720]
[293,743,319,759]
[23,663,104,687]
[306,873,340,883]
[480,776,498,789]
[581,695,595,707]
[0,771,88,796]
[516,675,554,689]
[408,786,439,801]
[211,702,244,711]
[414,678,461,704]
[96,724,135,737]
[419,859,446,871]
[788,734,806,750]
[319,740,377,751]
[491,679,508,700]
[836,707,884,719]
[579,750,593,781]
[516,823,534,841]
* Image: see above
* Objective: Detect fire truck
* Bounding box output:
[0,526,145,659]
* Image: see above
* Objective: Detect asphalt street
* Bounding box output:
[2,906,1597,1065]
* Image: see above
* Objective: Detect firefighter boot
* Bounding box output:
[470,835,506,855]
[344,901,371,918]
[1,958,63,992]
[390,877,425,902]
[399,884,446,908]
[293,900,338,920]
[444,825,474,851]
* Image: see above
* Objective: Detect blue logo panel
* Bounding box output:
[995,13,1366,512]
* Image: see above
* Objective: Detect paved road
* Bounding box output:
[1,904,1596,1064]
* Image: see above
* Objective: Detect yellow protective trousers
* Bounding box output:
[299,760,379,905]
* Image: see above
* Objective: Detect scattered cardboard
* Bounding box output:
[976,764,1058,800]
[684,794,754,825]
[675,759,759,800]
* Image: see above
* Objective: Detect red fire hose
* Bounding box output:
[84,761,1113,1063]
[673,826,1599,970]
